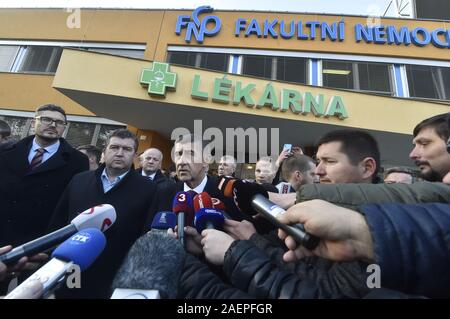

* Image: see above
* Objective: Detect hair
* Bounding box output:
[220,155,237,168]
[282,154,315,181]
[384,166,416,181]
[77,144,102,164]
[105,128,139,152]
[174,133,211,163]
[140,148,163,162]
[316,129,381,179]
[0,119,11,139]
[257,156,276,171]
[174,133,206,149]
[413,113,449,141]
[35,104,67,120]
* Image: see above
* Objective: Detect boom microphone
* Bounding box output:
[251,194,319,250]
[5,228,106,299]
[111,231,185,299]
[0,204,116,265]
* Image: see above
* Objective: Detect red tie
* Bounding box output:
[30,148,45,170]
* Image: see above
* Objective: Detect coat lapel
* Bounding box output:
[2,136,33,177]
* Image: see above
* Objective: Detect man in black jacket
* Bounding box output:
[48,129,156,299]
[0,104,89,248]
[277,200,450,298]
[137,148,169,185]
[153,134,245,221]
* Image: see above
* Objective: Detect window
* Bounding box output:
[86,48,145,59]
[322,60,393,95]
[406,65,450,100]
[241,55,307,84]
[1,116,31,141]
[242,55,273,79]
[18,46,63,73]
[167,52,229,72]
[276,56,307,84]
[96,124,125,149]
[0,45,20,72]
[64,122,97,148]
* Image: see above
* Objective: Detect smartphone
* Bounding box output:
[282,143,292,153]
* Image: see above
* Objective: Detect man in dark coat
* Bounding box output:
[0,104,89,248]
[48,129,156,299]
[152,134,245,221]
[136,147,174,190]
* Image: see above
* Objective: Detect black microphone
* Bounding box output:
[251,194,320,250]
[111,231,186,299]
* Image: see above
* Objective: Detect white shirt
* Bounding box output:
[141,170,157,181]
[183,175,208,194]
[101,168,129,193]
[28,138,60,165]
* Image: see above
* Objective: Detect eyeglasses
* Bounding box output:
[35,116,67,127]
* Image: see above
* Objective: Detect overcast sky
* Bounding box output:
[0,0,404,17]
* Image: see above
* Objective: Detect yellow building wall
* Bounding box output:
[0,8,449,155]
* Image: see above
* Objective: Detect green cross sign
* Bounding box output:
[140,62,177,96]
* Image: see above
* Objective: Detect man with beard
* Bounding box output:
[409,113,450,182]
[0,104,89,247]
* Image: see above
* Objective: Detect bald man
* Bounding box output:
[138,148,171,187]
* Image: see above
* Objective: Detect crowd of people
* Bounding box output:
[0,104,449,299]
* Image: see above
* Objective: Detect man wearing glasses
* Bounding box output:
[0,104,89,253]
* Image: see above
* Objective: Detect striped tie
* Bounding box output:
[30,148,46,170]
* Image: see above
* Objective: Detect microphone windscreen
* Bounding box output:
[172,191,195,226]
[193,192,214,212]
[151,212,177,230]
[52,228,106,271]
[219,178,269,215]
[194,208,225,233]
[111,232,185,299]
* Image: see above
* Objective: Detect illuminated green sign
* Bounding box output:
[140,63,348,119]
[191,74,348,119]
[140,62,177,96]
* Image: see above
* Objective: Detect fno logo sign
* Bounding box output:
[175,6,450,48]
[175,5,222,43]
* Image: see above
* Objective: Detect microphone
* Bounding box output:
[211,197,232,220]
[211,197,225,212]
[172,191,195,247]
[111,231,185,299]
[194,208,225,233]
[5,228,106,299]
[251,194,320,250]
[0,204,116,265]
[193,192,213,211]
[150,211,177,231]
[193,192,225,232]
[219,177,319,250]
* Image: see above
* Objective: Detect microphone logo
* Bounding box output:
[83,205,104,215]
[101,218,112,232]
[71,232,91,244]
[176,193,187,203]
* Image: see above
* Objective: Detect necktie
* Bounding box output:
[30,148,46,170]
